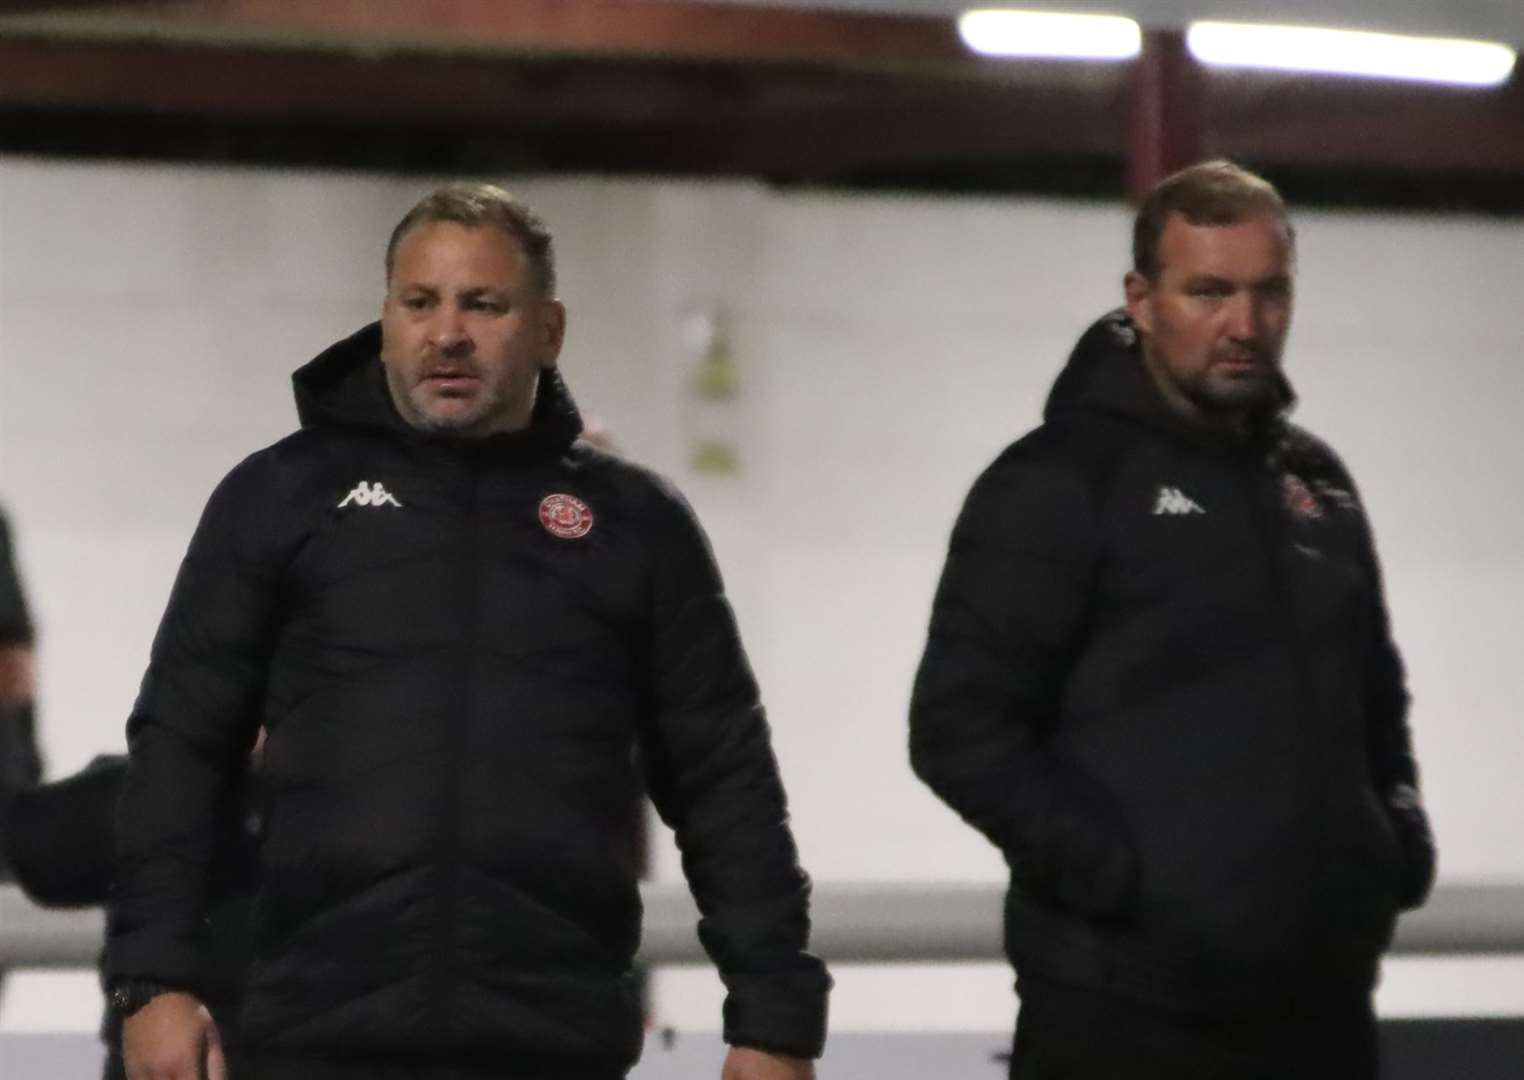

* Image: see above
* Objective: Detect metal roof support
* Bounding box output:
[1126,28,1205,204]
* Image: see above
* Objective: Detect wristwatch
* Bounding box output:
[108,979,182,1017]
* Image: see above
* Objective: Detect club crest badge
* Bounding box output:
[1282,473,1324,521]
[538,493,594,540]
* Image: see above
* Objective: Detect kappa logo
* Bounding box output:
[337,481,403,509]
[1152,486,1205,516]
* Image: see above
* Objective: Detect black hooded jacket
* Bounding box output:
[911,311,1434,1016]
[107,323,829,1072]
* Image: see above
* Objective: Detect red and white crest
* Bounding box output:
[1282,473,1324,520]
[538,493,594,539]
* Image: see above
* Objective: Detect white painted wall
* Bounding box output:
[1,159,1520,1035]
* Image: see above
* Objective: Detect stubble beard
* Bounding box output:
[407,384,500,436]
[1180,363,1282,417]
[382,362,501,438]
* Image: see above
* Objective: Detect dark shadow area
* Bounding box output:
[1381,1018,1524,1080]
[4,109,1523,217]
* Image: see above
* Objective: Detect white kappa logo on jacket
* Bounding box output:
[337,481,404,509]
[1152,486,1205,516]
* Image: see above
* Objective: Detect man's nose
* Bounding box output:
[430,307,471,354]
[1224,292,1260,340]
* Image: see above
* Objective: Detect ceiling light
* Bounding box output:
[958,9,1142,61]
[1186,21,1517,87]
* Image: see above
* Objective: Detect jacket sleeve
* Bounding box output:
[1348,484,1435,911]
[638,484,829,1060]
[106,455,285,991]
[3,755,126,906]
[910,448,1138,920]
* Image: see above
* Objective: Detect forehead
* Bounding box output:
[1157,212,1293,281]
[390,221,529,286]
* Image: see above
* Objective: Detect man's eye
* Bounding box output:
[1190,284,1231,299]
[402,296,431,310]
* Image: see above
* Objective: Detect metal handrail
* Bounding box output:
[4,881,1522,969]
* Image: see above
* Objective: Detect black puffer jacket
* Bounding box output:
[108,323,829,1072]
[911,310,1434,1016]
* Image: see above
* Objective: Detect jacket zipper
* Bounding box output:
[427,455,483,1032]
[1246,456,1323,737]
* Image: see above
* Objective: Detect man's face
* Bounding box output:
[1124,212,1294,425]
[381,221,565,438]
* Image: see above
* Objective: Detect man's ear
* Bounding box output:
[1123,270,1154,336]
[539,299,567,370]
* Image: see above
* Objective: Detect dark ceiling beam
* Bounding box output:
[0,27,1121,123]
[2,33,1520,180]
[1,4,1523,194]
[0,34,1130,178]
[11,0,974,69]
[680,81,1125,176]
[1209,75,1524,173]
[0,1,160,11]
[0,37,724,121]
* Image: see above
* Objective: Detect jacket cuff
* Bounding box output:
[722,966,832,1059]
[105,928,208,996]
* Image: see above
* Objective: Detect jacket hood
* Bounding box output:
[1044,309,1294,445]
[291,321,583,456]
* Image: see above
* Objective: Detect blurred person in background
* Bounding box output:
[0,503,42,820]
[0,502,44,1014]
[2,748,261,1080]
[910,160,1433,1080]
[106,183,828,1080]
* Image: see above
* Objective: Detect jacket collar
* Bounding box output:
[1044,309,1295,454]
[291,321,583,462]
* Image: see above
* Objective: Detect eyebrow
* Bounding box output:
[394,284,511,298]
[1182,273,1291,288]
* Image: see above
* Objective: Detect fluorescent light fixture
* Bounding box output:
[1187,21,1517,87]
[959,9,1142,61]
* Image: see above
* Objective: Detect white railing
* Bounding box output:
[5,881,1522,969]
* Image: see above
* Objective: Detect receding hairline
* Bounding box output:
[1156,208,1296,248]
[1132,160,1295,279]
[384,183,557,295]
[385,219,534,281]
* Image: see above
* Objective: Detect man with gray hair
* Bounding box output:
[911,160,1433,1078]
[108,182,829,1080]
